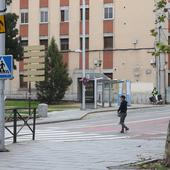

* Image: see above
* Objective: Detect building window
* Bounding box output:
[104,36,113,49]
[61,7,69,22]
[40,39,48,50]
[168,36,170,45]
[104,5,113,20]
[80,8,89,20]
[21,40,28,47]
[168,73,170,86]
[21,11,28,24]
[20,74,27,89]
[40,9,48,23]
[80,37,89,50]
[60,38,69,51]
[104,73,113,79]
[168,13,170,20]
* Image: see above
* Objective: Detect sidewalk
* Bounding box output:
[35,104,164,125]
[1,139,164,170]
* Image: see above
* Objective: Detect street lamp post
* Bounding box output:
[82,0,86,110]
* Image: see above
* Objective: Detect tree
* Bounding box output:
[151,0,170,57]
[5,13,23,61]
[152,0,170,167]
[36,37,72,104]
[165,121,170,166]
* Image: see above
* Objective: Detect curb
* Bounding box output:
[36,105,164,125]
[107,158,162,170]
[128,158,163,169]
[80,105,164,120]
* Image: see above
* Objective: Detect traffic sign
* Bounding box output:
[24,46,45,82]
[0,55,13,79]
[80,77,89,86]
[0,15,5,33]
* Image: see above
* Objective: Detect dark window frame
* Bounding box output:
[80,37,89,50]
[19,74,27,89]
[40,10,48,23]
[104,36,113,49]
[80,8,89,20]
[104,6,113,19]
[40,39,48,51]
[21,12,28,24]
[60,8,69,22]
[60,38,69,51]
[21,40,28,46]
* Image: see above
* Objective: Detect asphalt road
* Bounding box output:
[6,105,170,143]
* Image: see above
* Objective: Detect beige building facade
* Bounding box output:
[6,0,162,103]
[114,0,156,102]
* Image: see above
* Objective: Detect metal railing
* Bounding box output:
[5,108,36,143]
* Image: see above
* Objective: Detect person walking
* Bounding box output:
[117,95,129,133]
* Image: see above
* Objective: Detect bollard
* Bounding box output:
[32,108,36,140]
[13,109,17,143]
[37,103,48,118]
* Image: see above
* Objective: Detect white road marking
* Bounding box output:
[5,128,129,144]
[71,116,170,128]
[127,116,170,124]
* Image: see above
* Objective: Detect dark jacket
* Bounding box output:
[118,100,127,114]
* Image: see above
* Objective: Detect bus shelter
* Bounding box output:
[79,73,131,109]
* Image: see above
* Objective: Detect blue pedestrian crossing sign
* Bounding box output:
[0,55,13,79]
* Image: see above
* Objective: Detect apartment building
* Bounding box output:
[6,0,159,102]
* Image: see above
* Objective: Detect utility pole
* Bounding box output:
[0,0,7,152]
[82,0,86,110]
[159,45,166,103]
[155,1,166,103]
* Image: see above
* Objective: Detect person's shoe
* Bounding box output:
[120,130,124,133]
[125,127,129,131]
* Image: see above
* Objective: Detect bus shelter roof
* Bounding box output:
[85,73,124,84]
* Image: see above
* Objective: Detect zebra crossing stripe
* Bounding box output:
[5,128,130,144]
[19,131,83,135]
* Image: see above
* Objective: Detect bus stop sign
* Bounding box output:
[0,55,13,79]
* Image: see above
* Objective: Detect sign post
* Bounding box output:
[0,0,9,152]
[0,79,5,152]
[0,55,13,152]
[82,0,86,110]
[23,46,45,114]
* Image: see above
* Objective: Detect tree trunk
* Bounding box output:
[165,121,170,166]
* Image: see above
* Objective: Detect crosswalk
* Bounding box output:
[5,127,130,144]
